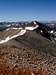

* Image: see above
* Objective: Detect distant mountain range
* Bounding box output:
[0,21,56,44]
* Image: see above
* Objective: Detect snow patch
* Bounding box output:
[0,36,10,44]
[40,30,43,33]
[50,30,53,33]
[25,25,39,30]
[33,21,36,24]
[12,28,19,30]
[6,28,10,31]
[0,29,26,44]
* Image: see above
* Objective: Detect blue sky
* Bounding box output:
[0,0,56,21]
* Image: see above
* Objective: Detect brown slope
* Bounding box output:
[0,30,56,75]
